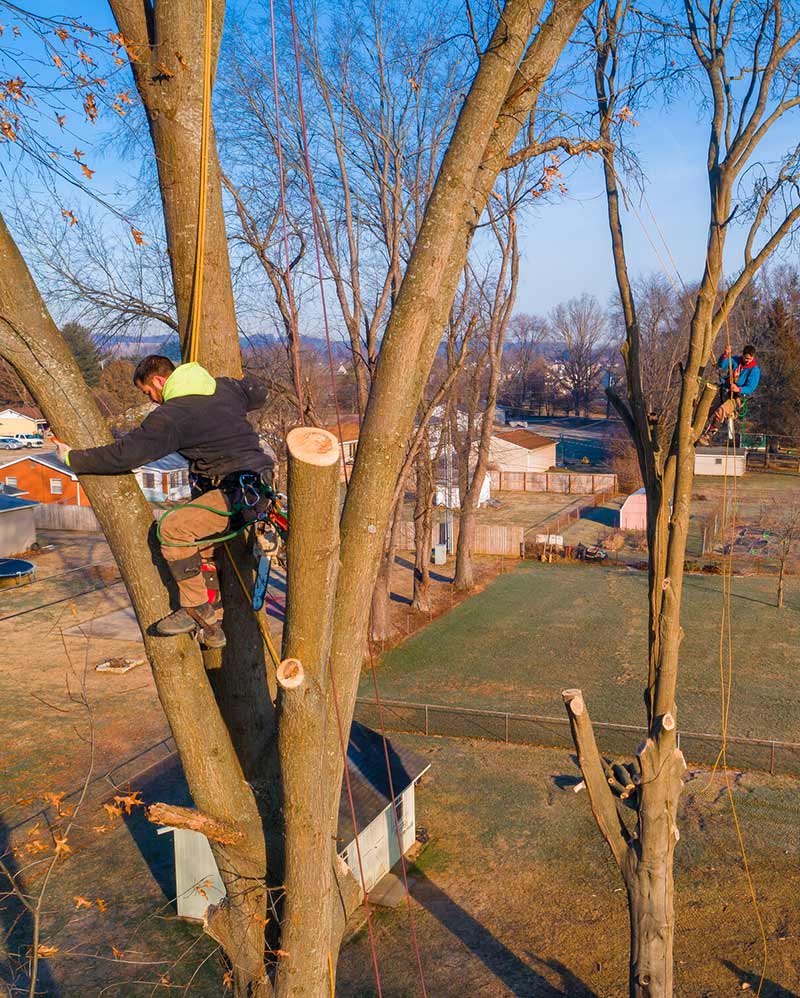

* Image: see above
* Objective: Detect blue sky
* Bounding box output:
[9,2,800,326]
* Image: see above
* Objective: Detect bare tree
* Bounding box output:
[761,499,800,607]
[549,293,609,415]
[564,3,800,996]
[503,311,550,410]
[1,1,592,993]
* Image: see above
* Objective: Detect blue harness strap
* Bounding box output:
[252,553,272,612]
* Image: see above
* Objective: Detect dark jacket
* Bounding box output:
[69,367,272,480]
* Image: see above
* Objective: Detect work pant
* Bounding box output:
[709,395,740,430]
[159,489,230,609]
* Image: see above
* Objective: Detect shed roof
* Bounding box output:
[0,406,45,421]
[493,429,555,451]
[0,483,25,496]
[0,494,39,514]
[337,721,431,845]
[0,452,77,480]
[695,446,747,456]
[324,419,360,444]
[138,453,189,473]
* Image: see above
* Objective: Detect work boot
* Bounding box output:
[156,605,226,649]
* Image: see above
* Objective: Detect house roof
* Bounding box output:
[324,419,360,444]
[0,494,39,514]
[337,722,431,845]
[0,483,25,497]
[0,406,45,421]
[138,453,189,473]
[0,452,77,480]
[494,429,555,451]
[696,446,746,456]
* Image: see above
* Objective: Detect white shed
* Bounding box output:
[435,472,491,509]
[619,488,647,531]
[489,429,557,473]
[694,447,746,477]
[160,723,430,920]
[0,493,38,556]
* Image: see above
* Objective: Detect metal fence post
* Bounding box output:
[770,740,775,775]
[425,704,429,737]
[505,713,509,743]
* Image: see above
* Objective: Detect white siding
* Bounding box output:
[488,437,557,473]
[0,507,36,556]
[694,452,746,477]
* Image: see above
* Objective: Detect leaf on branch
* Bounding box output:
[175,51,187,69]
[0,120,17,142]
[102,802,122,819]
[95,898,107,912]
[61,208,77,226]
[615,105,639,127]
[130,228,146,246]
[53,835,72,857]
[160,976,171,986]
[54,28,70,42]
[73,147,84,159]
[274,949,290,958]
[77,50,94,67]
[115,90,132,105]
[111,945,124,960]
[37,944,58,957]
[83,93,97,123]
[80,163,95,180]
[223,970,233,989]
[53,54,64,70]
[74,895,93,909]
[56,113,66,128]
[113,790,143,814]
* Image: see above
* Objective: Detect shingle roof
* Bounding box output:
[0,406,45,420]
[494,429,555,451]
[0,494,38,514]
[337,722,431,845]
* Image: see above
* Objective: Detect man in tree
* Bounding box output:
[55,356,272,647]
[698,343,761,444]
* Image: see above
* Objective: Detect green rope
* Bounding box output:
[155,500,249,548]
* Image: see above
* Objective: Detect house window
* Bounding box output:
[5,477,17,487]
[394,795,405,830]
[142,472,157,489]
[49,478,63,495]
[340,846,350,865]
[714,458,723,466]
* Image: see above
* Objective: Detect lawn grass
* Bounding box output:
[337,736,800,997]
[364,561,800,743]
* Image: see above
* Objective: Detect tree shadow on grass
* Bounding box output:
[0,816,59,996]
[721,960,796,998]
[411,868,597,996]
[580,507,618,527]
[683,576,800,611]
[394,555,453,585]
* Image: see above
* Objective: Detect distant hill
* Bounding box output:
[103,331,350,362]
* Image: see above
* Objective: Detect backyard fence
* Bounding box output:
[354,697,800,777]
[523,491,614,555]
[35,503,101,532]
[396,520,523,558]
[490,470,617,494]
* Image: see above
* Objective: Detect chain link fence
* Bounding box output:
[355,697,800,775]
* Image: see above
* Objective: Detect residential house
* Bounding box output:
[159,723,431,920]
[324,417,360,478]
[135,454,191,503]
[0,493,39,556]
[0,453,88,505]
[489,429,557,474]
[0,406,48,437]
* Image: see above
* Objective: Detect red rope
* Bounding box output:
[268,0,305,425]
[286,0,349,482]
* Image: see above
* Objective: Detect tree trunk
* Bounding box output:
[0,213,270,996]
[274,428,357,997]
[109,0,238,373]
[412,443,434,611]
[777,559,786,608]
[371,498,403,644]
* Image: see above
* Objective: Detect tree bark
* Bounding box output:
[412,439,434,611]
[274,427,354,997]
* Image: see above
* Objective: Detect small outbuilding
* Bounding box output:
[134,454,191,503]
[160,723,431,920]
[619,487,647,531]
[489,429,557,474]
[694,447,746,477]
[0,493,39,556]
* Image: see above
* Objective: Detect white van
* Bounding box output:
[13,434,43,448]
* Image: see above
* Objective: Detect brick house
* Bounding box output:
[0,453,87,505]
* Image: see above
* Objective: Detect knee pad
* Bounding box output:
[166,551,203,583]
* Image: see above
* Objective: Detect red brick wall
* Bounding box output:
[0,457,86,505]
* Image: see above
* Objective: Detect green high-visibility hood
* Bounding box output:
[161,362,217,401]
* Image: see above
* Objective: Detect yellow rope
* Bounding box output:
[187,0,214,364]
[328,951,335,997]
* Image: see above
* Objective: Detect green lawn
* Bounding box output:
[364,561,800,743]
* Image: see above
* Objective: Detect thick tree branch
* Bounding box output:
[146,803,244,845]
[504,136,605,170]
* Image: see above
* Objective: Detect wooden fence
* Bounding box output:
[490,469,617,494]
[396,519,523,557]
[35,503,101,532]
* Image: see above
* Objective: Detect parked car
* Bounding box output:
[0,437,24,450]
[12,434,43,448]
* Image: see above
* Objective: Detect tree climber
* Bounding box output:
[698,343,761,445]
[54,356,273,649]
